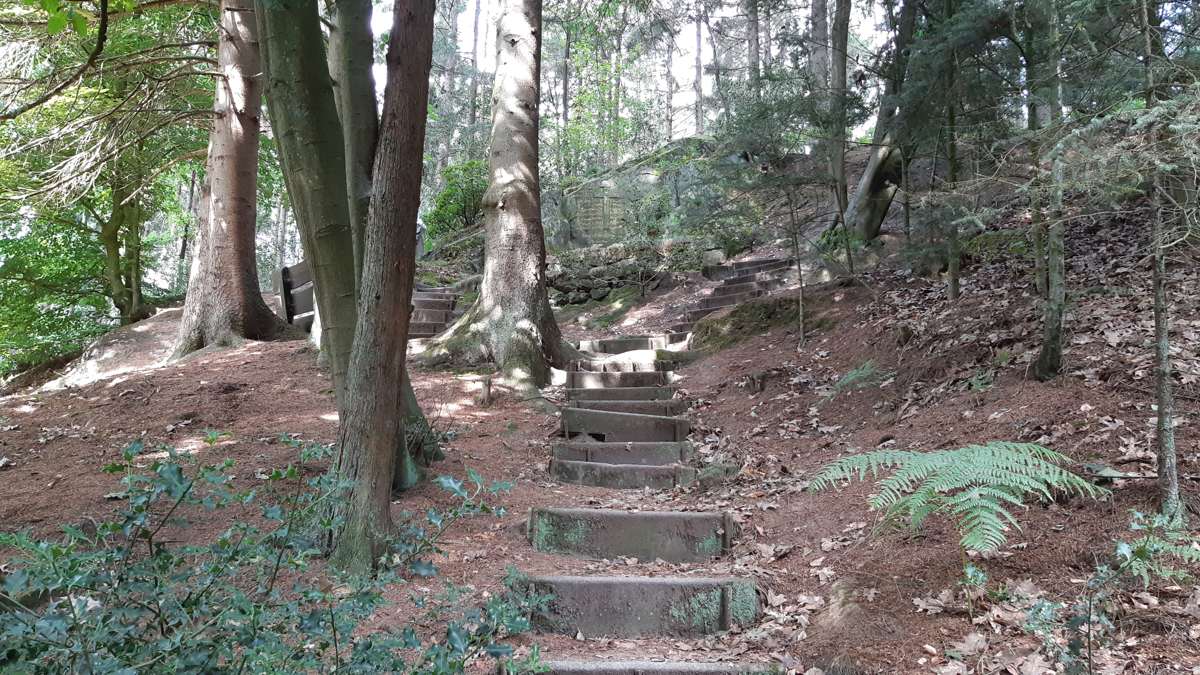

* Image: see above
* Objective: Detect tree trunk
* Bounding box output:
[328,0,378,288]
[434,0,563,389]
[746,0,761,99]
[829,0,852,222]
[1031,158,1064,381]
[809,0,830,97]
[1025,0,1061,298]
[330,0,435,573]
[944,0,960,302]
[257,0,358,397]
[843,0,920,240]
[664,33,675,139]
[703,7,732,121]
[175,0,285,357]
[694,4,704,133]
[258,0,439,489]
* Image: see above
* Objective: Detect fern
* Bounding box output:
[808,441,1108,553]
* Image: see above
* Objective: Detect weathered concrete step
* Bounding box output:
[542,661,773,674]
[669,322,693,334]
[552,441,693,465]
[699,290,761,310]
[413,297,454,311]
[528,507,735,562]
[567,386,676,401]
[577,334,690,354]
[723,267,798,285]
[566,371,668,389]
[571,357,676,373]
[712,279,784,297]
[569,399,687,416]
[411,308,452,323]
[523,575,760,638]
[409,321,445,335]
[702,258,792,281]
[549,459,696,489]
[685,307,718,322]
[562,408,689,442]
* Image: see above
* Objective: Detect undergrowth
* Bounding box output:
[0,434,543,673]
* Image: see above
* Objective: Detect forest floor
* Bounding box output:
[3,213,1200,672]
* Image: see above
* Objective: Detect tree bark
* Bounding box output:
[694,4,704,134]
[944,0,960,303]
[746,0,761,99]
[434,0,563,389]
[1031,158,1065,381]
[329,0,435,573]
[328,0,379,288]
[101,171,152,324]
[809,0,830,97]
[174,0,285,357]
[829,0,851,221]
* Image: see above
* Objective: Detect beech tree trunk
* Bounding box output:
[175,0,285,357]
[694,4,704,133]
[330,0,435,573]
[435,0,564,389]
[101,170,152,324]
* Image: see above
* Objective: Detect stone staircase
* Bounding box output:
[519,313,772,672]
[409,286,462,338]
[670,258,797,334]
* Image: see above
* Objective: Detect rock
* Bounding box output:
[590,287,611,301]
[567,290,589,304]
[701,249,726,266]
[588,265,610,278]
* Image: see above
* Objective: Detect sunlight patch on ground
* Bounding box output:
[319,412,339,422]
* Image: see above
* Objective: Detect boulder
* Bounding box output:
[590,287,610,301]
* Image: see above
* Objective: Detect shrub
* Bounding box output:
[0,435,543,673]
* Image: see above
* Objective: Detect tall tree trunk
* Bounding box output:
[746,0,761,99]
[469,0,483,143]
[1031,158,1064,381]
[1025,0,1061,298]
[694,4,704,134]
[257,0,359,397]
[1140,0,1182,523]
[829,0,851,221]
[664,34,675,139]
[101,172,150,324]
[175,0,285,357]
[433,0,564,389]
[703,7,732,120]
[944,0,960,302]
[330,0,435,573]
[328,0,379,287]
[258,0,438,489]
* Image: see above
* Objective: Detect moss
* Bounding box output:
[529,513,589,553]
[693,296,826,352]
[727,581,759,626]
[963,229,1030,262]
[554,284,645,329]
[695,534,722,556]
[669,588,723,631]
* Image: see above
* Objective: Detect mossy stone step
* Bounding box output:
[698,290,763,310]
[522,575,760,638]
[541,661,773,674]
[571,358,676,373]
[712,279,784,297]
[577,334,691,354]
[528,507,735,562]
[567,386,677,401]
[549,459,696,489]
[552,441,694,465]
[568,399,686,416]
[412,297,454,311]
[701,258,792,281]
[562,408,690,442]
[566,371,669,389]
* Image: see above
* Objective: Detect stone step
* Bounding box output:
[568,399,687,416]
[541,661,773,674]
[576,334,691,354]
[571,351,677,373]
[411,308,452,323]
[528,507,735,562]
[409,321,444,335]
[562,408,689,442]
[685,307,718,323]
[669,322,693,334]
[699,290,761,310]
[549,459,696,489]
[413,297,454,311]
[567,386,677,401]
[566,371,668,389]
[552,441,694,465]
[723,267,798,286]
[522,575,760,638]
[701,258,792,281]
[712,279,784,297]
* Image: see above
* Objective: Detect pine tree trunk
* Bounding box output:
[1032,158,1065,381]
[945,0,960,302]
[694,5,704,133]
[436,0,563,389]
[830,0,852,222]
[175,0,285,357]
[330,0,435,573]
[746,0,761,99]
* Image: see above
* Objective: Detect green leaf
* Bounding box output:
[46,12,67,35]
[69,10,87,36]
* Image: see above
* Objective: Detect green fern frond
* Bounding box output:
[808,441,1108,553]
